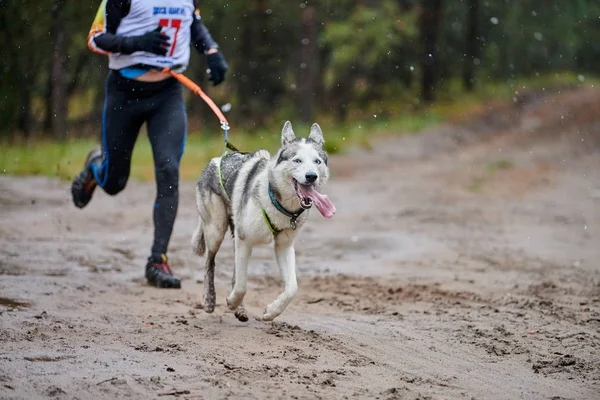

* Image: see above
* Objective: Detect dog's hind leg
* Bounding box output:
[200,195,228,314]
[202,250,219,314]
[262,237,298,321]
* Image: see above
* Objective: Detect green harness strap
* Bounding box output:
[218,150,231,204]
[217,125,238,204]
[261,207,282,236]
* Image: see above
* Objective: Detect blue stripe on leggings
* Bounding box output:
[92,82,109,187]
[179,100,188,160]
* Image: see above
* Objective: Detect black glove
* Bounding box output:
[206,51,228,86]
[120,26,171,56]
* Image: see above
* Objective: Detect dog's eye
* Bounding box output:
[314,159,322,165]
[293,158,302,164]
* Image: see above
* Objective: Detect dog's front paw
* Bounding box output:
[226,290,245,311]
[262,303,282,321]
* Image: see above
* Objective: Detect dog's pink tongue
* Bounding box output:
[298,186,336,218]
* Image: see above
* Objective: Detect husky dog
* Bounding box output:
[191,121,336,321]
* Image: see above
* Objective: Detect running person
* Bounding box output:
[71,0,228,289]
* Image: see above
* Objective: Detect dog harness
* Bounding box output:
[260,189,306,236]
[261,208,282,236]
[267,184,306,231]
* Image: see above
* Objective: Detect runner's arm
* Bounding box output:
[190,1,227,85]
[190,6,219,53]
[88,0,169,56]
[88,0,131,55]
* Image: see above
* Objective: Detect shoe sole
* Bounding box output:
[147,275,181,289]
[71,178,97,209]
[154,280,181,289]
[72,146,102,209]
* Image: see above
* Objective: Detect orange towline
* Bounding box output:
[161,67,229,127]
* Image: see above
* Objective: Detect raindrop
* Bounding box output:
[221,103,232,112]
[578,75,585,82]
[490,17,499,25]
[409,66,414,71]
[534,32,543,41]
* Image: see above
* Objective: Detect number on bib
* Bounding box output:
[159,19,182,57]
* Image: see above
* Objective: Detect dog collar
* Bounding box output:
[268,184,306,230]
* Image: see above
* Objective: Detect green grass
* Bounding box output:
[0,110,442,182]
[1,71,594,182]
[0,130,272,182]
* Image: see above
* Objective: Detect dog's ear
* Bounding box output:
[308,123,324,146]
[281,121,296,146]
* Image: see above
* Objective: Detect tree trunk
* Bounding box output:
[237,0,267,126]
[49,0,68,138]
[18,86,33,137]
[463,0,479,91]
[298,5,317,123]
[67,53,91,97]
[419,0,442,103]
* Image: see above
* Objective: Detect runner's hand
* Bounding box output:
[121,26,171,56]
[206,51,228,86]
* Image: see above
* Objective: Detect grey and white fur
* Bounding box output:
[192,121,332,321]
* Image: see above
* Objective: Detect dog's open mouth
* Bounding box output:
[293,179,314,209]
[292,179,336,218]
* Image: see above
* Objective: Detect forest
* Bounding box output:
[1,0,599,139]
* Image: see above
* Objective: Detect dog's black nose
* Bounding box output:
[305,172,318,183]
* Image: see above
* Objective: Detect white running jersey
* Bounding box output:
[89,0,196,72]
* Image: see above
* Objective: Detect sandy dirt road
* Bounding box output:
[1,87,600,400]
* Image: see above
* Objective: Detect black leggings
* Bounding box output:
[92,70,187,257]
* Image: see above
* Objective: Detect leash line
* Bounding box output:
[161,67,229,129]
[160,67,240,205]
[160,67,283,237]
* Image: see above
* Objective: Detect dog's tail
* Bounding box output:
[191,216,206,257]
